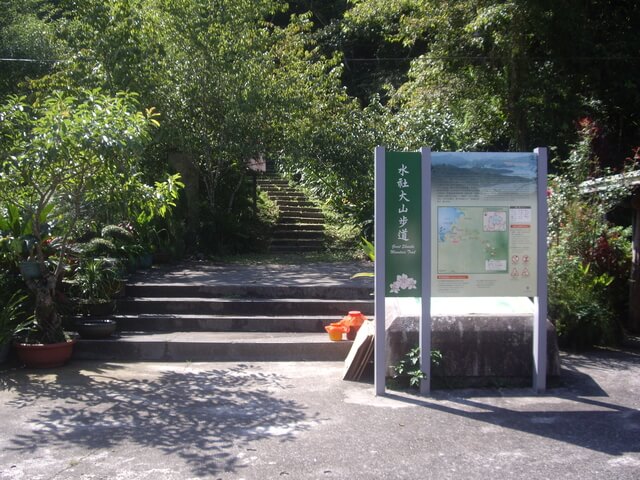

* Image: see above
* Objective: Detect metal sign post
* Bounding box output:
[374,146,386,396]
[533,147,548,392]
[419,147,432,395]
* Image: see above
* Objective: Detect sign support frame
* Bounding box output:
[419,147,432,395]
[533,147,548,392]
[374,146,386,396]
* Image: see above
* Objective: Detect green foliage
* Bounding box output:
[0,291,33,345]
[322,215,362,257]
[345,1,640,155]
[359,237,375,262]
[548,254,619,349]
[0,88,155,343]
[351,237,375,278]
[71,257,122,304]
[101,225,135,244]
[81,238,117,258]
[547,122,635,348]
[392,346,442,389]
[0,204,46,264]
[0,0,67,98]
[57,0,369,245]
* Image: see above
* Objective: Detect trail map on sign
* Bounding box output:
[437,207,509,274]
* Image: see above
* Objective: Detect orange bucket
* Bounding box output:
[325,324,345,341]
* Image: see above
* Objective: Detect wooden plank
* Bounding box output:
[343,320,375,381]
[354,335,374,381]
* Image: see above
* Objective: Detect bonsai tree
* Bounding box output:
[0,89,157,343]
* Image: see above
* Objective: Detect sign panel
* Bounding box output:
[430,152,538,297]
[385,151,422,297]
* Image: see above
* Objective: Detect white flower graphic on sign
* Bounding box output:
[389,273,417,294]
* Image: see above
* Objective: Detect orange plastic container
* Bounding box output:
[342,311,367,340]
[325,324,345,341]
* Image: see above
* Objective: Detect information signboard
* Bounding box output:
[430,152,538,297]
[374,147,548,396]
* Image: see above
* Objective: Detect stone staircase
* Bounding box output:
[72,262,374,362]
[257,175,325,253]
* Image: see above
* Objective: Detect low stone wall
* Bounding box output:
[386,314,561,388]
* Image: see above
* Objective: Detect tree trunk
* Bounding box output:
[26,273,64,344]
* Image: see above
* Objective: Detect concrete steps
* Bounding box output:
[272,230,326,239]
[274,223,324,232]
[118,297,373,316]
[278,210,324,218]
[112,314,341,332]
[257,175,325,253]
[125,283,372,299]
[278,216,324,225]
[72,263,375,362]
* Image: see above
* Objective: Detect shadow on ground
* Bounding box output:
[383,348,640,456]
[0,363,314,477]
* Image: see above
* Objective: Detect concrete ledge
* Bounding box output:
[73,332,353,362]
[387,314,561,387]
[125,284,373,300]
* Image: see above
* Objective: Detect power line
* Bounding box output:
[3,54,640,64]
[0,57,60,63]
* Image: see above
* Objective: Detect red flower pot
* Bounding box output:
[14,340,76,368]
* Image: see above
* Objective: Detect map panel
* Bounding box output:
[437,206,509,274]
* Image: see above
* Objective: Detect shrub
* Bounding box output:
[548,253,618,348]
[81,238,117,257]
[548,120,635,348]
[101,224,135,244]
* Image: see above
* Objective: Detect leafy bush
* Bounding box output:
[0,292,33,345]
[101,224,135,244]
[71,258,122,304]
[81,238,117,257]
[548,253,618,348]
[0,89,155,343]
[548,120,635,348]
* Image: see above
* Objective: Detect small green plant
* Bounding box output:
[0,292,33,345]
[392,346,442,389]
[71,258,122,304]
[351,237,375,279]
[359,237,375,261]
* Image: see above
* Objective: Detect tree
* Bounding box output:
[0,89,157,343]
[0,0,67,99]
[341,0,640,159]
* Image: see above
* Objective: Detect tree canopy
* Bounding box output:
[1,0,639,235]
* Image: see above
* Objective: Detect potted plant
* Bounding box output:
[70,256,125,339]
[0,204,47,279]
[72,257,122,316]
[0,89,158,366]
